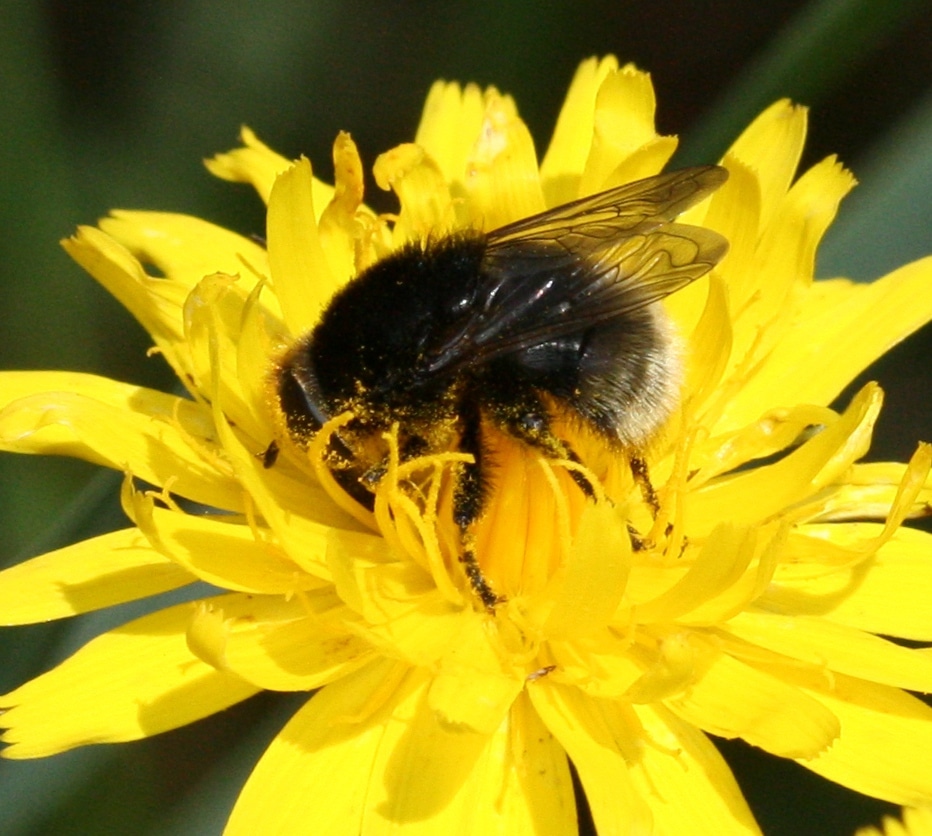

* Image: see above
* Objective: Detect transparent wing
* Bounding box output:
[422,165,729,374]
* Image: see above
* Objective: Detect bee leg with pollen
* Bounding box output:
[482,385,598,500]
[452,398,504,612]
[626,454,670,551]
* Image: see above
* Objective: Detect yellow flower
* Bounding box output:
[3,55,932,833]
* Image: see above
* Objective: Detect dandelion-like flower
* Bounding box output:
[3,56,932,833]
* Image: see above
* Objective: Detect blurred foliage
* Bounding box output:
[1,1,931,833]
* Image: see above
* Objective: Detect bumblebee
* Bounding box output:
[273,165,729,608]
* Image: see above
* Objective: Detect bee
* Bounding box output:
[272,165,729,609]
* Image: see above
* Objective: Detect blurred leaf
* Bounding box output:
[819,88,932,280]
[678,0,928,165]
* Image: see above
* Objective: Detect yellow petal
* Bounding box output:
[124,481,323,595]
[225,658,402,835]
[687,401,840,487]
[213,404,377,581]
[375,683,567,834]
[546,633,646,699]
[529,679,758,834]
[205,126,315,206]
[816,460,932,522]
[769,524,932,640]
[857,807,932,836]
[316,132,366,287]
[329,555,468,666]
[99,209,270,300]
[373,143,456,242]
[428,616,523,734]
[678,271,733,417]
[529,682,655,832]
[463,91,545,229]
[633,523,779,625]
[229,664,574,835]
[186,591,375,691]
[414,80,486,190]
[0,601,259,758]
[630,703,761,834]
[686,382,882,534]
[667,639,840,759]
[697,154,762,318]
[579,64,673,196]
[540,55,619,206]
[0,528,193,624]
[266,157,335,336]
[718,158,856,428]
[62,225,186,355]
[0,372,244,512]
[792,671,932,805]
[726,99,807,231]
[720,257,932,431]
[543,502,631,640]
[723,611,932,692]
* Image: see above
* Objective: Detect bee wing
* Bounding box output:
[423,165,728,373]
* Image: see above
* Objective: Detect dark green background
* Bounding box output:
[2,2,932,833]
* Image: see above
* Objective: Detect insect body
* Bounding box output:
[274,165,729,607]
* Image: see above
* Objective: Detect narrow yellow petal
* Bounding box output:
[630,703,761,834]
[0,528,193,624]
[635,524,752,621]
[464,92,545,229]
[0,372,244,512]
[687,383,882,534]
[723,611,932,692]
[0,602,259,758]
[678,272,733,417]
[857,807,932,836]
[181,271,271,440]
[726,99,807,231]
[792,672,932,805]
[719,257,932,431]
[205,126,299,205]
[373,143,456,242]
[124,483,324,595]
[543,502,631,640]
[266,158,335,336]
[62,225,186,351]
[667,642,840,759]
[99,210,270,300]
[698,154,762,317]
[768,524,932,640]
[186,591,375,691]
[540,55,619,205]
[816,460,932,522]
[579,64,672,196]
[529,682,654,833]
[316,132,366,287]
[213,405,380,581]
[414,80,486,190]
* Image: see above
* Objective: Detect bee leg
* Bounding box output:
[627,455,674,552]
[483,389,596,499]
[453,398,503,612]
[629,455,660,516]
